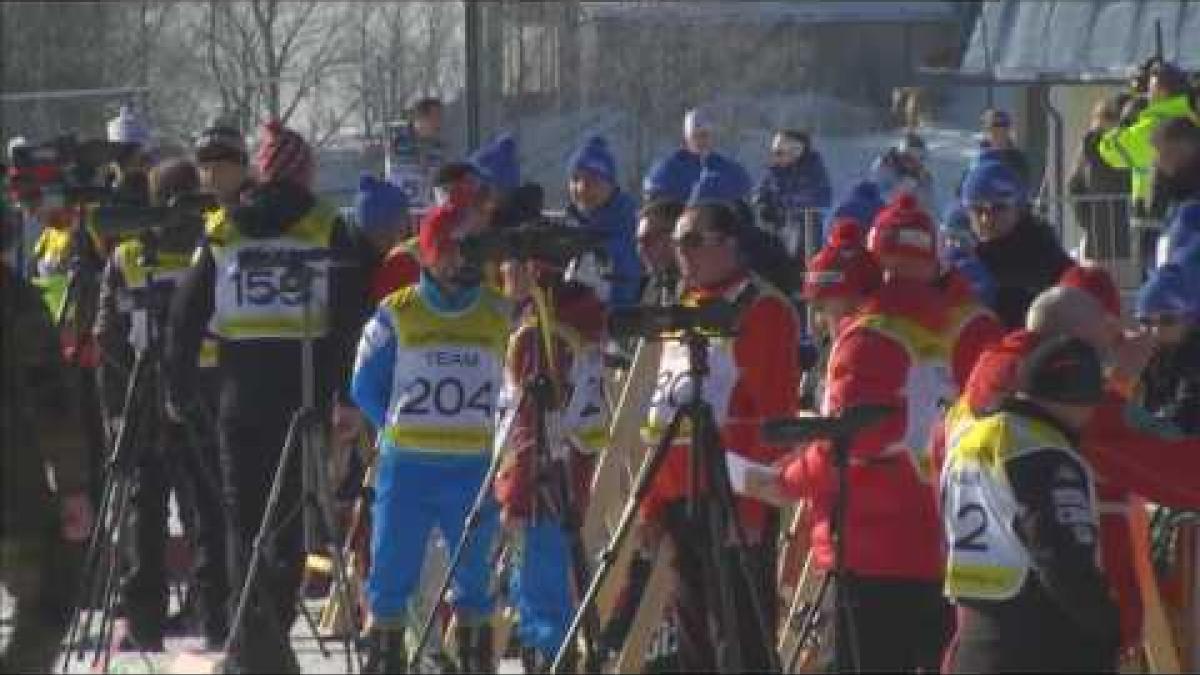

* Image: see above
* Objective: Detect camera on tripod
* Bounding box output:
[8,135,136,206]
[461,220,608,268]
[607,299,738,340]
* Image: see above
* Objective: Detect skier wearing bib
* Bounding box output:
[779,195,963,672]
[166,120,368,673]
[638,169,801,671]
[492,249,609,671]
[351,203,511,673]
[942,336,1118,671]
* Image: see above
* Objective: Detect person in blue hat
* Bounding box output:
[470,133,544,230]
[565,135,642,307]
[962,159,1073,327]
[1137,262,1200,433]
[829,179,886,239]
[355,173,412,256]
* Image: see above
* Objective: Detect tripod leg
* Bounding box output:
[550,409,684,673]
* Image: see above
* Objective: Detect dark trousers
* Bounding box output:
[1,507,80,672]
[121,448,170,647]
[819,573,950,673]
[178,405,230,645]
[220,410,305,673]
[949,603,1118,673]
[661,500,779,672]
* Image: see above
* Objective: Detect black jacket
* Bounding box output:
[166,182,370,422]
[1141,328,1200,434]
[975,212,1074,329]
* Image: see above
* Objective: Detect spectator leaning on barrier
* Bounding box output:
[961,158,1073,328]
[1070,97,1133,261]
[753,129,832,245]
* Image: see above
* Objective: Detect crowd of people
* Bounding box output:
[2,54,1199,675]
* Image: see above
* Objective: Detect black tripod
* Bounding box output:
[553,327,780,674]
[60,235,228,670]
[761,405,895,674]
[222,253,363,673]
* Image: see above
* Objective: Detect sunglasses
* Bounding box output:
[672,229,724,250]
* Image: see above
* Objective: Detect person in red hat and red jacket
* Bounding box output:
[166,119,369,673]
[778,194,973,672]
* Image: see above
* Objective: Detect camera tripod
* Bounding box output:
[60,237,238,671]
[223,253,364,673]
[761,404,896,674]
[553,326,780,674]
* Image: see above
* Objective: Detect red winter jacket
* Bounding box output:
[780,278,956,581]
[639,273,800,540]
[958,333,1200,650]
[493,282,606,520]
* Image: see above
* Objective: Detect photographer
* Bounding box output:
[350,203,510,673]
[1070,97,1133,261]
[1099,59,1197,274]
[93,159,227,651]
[166,120,368,673]
[492,239,609,672]
[638,170,801,671]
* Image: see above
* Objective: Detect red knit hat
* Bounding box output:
[867,193,938,263]
[1059,264,1121,318]
[256,119,313,187]
[803,220,882,301]
[964,328,1041,413]
[418,204,467,265]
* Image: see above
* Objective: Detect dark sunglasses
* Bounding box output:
[672,229,723,250]
[1138,314,1185,328]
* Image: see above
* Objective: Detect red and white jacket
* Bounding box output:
[638,272,800,540]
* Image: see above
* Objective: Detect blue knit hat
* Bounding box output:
[642,151,700,203]
[355,173,410,236]
[831,180,885,227]
[961,160,1026,207]
[1136,263,1199,321]
[686,159,752,207]
[470,133,520,193]
[568,135,616,185]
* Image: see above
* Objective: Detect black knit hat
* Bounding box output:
[1017,336,1105,405]
[195,119,247,165]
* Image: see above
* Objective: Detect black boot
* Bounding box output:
[363,626,408,674]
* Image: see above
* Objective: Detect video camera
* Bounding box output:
[87,192,219,238]
[607,299,738,340]
[460,221,608,268]
[8,135,137,206]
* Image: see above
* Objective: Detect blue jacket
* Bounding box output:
[643,148,747,203]
[568,188,642,307]
[1161,199,1200,268]
[754,151,833,228]
[350,272,482,449]
[828,180,886,240]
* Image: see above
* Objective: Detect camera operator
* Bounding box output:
[635,199,684,306]
[1098,58,1197,272]
[638,169,801,671]
[2,191,94,673]
[105,104,155,208]
[195,118,255,210]
[93,159,228,651]
[492,238,609,672]
[165,120,368,673]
